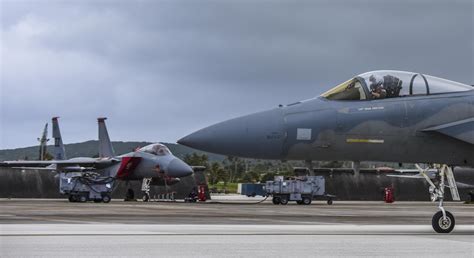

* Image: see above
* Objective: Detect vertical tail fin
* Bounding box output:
[52,117,66,160]
[37,123,49,160]
[98,117,115,158]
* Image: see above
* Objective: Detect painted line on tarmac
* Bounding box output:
[2,233,474,236]
[1,224,473,236]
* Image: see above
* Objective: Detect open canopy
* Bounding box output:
[321,70,472,101]
[139,143,172,156]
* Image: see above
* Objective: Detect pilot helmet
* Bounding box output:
[369,75,383,89]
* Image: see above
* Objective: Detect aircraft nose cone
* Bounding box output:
[178,129,214,151]
[167,158,193,177]
[178,108,285,159]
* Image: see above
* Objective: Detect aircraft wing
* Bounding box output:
[386,172,472,190]
[422,117,474,144]
[386,174,425,179]
[0,158,120,170]
[456,181,474,189]
[386,168,438,179]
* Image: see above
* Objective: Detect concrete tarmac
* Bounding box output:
[1,198,473,225]
[0,198,473,257]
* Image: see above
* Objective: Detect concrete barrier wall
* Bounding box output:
[323,173,431,201]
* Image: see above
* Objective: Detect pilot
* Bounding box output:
[157,147,165,155]
[369,75,387,99]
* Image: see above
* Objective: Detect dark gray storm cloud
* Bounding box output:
[1,0,472,149]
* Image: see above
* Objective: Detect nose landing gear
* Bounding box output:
[415,164,459,233]
[141,178,152,202]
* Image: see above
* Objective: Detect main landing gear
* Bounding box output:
[415,164,460,233]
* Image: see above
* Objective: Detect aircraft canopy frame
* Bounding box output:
[321,70,472,101]
[139,143,172,156]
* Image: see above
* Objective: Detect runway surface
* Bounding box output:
[0,198,473,257]
[1,197,473,225]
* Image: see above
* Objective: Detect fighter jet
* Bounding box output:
[179,70,474,233]
[2,117,194,202]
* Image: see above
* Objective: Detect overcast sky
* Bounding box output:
[1,0,472,149]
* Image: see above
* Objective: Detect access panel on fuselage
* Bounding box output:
[283,109,337,160]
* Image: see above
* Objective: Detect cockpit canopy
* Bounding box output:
[321,70,472,101]
[139,143,172,156]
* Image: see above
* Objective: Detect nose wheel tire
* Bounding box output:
[432,211,455,233]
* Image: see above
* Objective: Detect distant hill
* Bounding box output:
[0,141,225,162]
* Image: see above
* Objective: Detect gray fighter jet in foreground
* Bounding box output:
[179,70,474,233]
[2,117,194,202]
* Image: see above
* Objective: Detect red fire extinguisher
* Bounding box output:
[384,186,394,203]
[198,185,207,202]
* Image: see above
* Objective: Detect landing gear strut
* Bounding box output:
[416,164,459,233]
[141,178,152,202]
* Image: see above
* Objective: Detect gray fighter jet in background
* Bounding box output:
[179,70,474,233]
[2,117,194,202]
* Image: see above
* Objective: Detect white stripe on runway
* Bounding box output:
[1,224,473,235]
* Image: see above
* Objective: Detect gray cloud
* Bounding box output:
[1,0,472,149]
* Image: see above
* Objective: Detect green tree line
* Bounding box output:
[183,153,297,186]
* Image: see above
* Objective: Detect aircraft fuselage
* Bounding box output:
[179,84,473,166]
